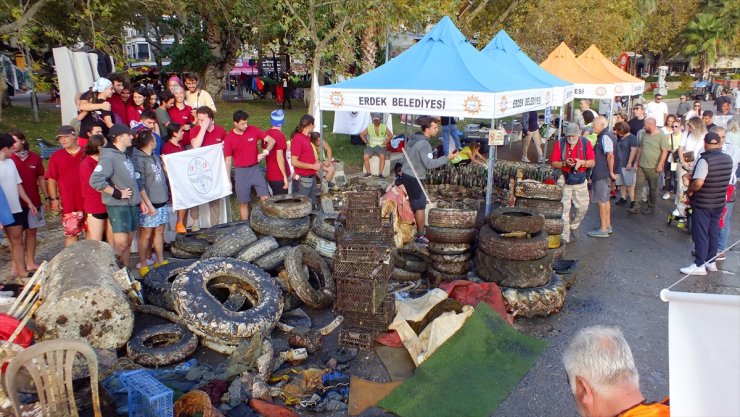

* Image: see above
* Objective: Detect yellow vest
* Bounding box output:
[367,124,387,147]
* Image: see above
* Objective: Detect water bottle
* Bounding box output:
[175,358,198,372]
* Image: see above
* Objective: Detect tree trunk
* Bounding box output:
[361,26,378,73]
[201,10,238,103]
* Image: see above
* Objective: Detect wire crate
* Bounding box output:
[119,370,173,417]
[341,297,395,332]
[335,275,389,314]
[345,190,380,209]
[343,207,383,231]
[335,227,393,263]
[339,327,377,350]
[333,259,392,281]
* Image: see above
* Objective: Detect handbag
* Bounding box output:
[683,151,695,163]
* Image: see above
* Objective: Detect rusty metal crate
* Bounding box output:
[333,259,392,281]
[341,297,395,332]
[339,328,377,350]
[345,191,381,209]
[343,207,382,231]
[334,275,389,314]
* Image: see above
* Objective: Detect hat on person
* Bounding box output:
[270,109,285,126]
[564,123,580,137]
[372,113,382,121]
[704,131,721,144]
[56,125,76,137]
[168,75,183,87]
[109,124,133,139]
[92,78,112,92]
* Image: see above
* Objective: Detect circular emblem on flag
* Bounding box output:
[463,95,482,115]
[188,157,213,194]
[615,86,624,94]
[498,95,508,113]
[329,91,344,109]
[596,87,607,96]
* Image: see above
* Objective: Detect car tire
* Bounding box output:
[475,249,553,288]
[489,207,545,234]
[515,198,564,219]
[427,208,477,228]
[195,221,251,243]
[201,224,258,258]
[169,245,200,259]
[515,180,563,201]
[544,218,565,235]
[478,225,548,261]
[172,233,210,255]
[250,206,311,239]
[304,230,337,259]
[127,323,198,367]
[140,260,197,311]
[427,267,467,284]
[390,249,429,273]
[431,260,470,275]
[429,252,471,263]
[235,236,279,263]
[261,195,312,219]
[284,245,335,309]
[311,212,339,242]
[425,226,477,244]
[172,258,284,344]
[427,241,472,255]
[253,246,293,272]
[500,274,567,318]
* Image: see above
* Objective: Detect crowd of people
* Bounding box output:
[0,72,335,277]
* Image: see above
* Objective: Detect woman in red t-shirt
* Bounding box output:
[127,85,148,128]
[290,114,320,206]
[79,134,112,242]
[167,86,193,147]
[161,123,188,233]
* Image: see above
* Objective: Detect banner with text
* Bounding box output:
[161,144,232,211]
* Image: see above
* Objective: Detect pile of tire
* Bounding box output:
[303,212,338,265]
[390,248,429,282]
[514,180,567,260]
[476,206,566,318]
[425,208,477,285]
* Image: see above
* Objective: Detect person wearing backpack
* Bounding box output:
[551,123,595,244]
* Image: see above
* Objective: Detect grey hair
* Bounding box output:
[594,116,608,127]
[562,326,640,395]
[727,119,739,133]
[171,85,184,94]
[710,126,726,135]
[644,117,656,126]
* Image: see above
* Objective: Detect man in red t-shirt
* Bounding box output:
[189,106,227,228]
[223,110,276,220]
[107,72,130,125]
[551,123,595,244]
[290,114,321,207]
[265,109,290,195]
[46,125,87,247]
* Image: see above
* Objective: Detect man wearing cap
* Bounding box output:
[265,109,291,195]
[46,125,86,247]
[360,114,392,178]
[645,93,668,128]
[551,123,595,244]
[681,131,734,275]
[628,118,670,214]
[89,124,141,266]
[223,110,276,220]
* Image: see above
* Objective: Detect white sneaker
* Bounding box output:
[662,192,671,200]
[191,220,201,232]
[705,262,718,272]
[521,156,531,163]
[680,263,707,275]
[672,208,681,216]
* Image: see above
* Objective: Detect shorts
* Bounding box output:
[364,146,388,157]
[235,165,269,204]
[107,205,140,233]
[140,204,169,228]
[400,173,426,211]
[27,206,46,229]
[268,180,289,195]
[89,212,108,220]
[6,209,29,229]
[293,176,317,207]
[62,212,85,236]
[592,178,611,204]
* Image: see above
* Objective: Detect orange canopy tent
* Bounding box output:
[577,45,644,96]
[540,42,615,99]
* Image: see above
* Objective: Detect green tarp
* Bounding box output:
[378,303,547,417]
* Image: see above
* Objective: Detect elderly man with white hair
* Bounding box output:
[563,326,670,417]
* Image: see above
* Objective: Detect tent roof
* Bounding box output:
[328,16,549,93]
[482,31,571,87]
[577,45,643,83]
[540,42,613,84]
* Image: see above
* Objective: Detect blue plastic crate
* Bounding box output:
[119,370,173,417]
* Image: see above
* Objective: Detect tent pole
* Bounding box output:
[609,100,615,129]
[485,117,496,216]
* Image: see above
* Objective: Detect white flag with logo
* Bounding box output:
[161,144,232,210]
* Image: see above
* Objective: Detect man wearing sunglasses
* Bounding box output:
[645,93,668,128]
[628,105,645,136]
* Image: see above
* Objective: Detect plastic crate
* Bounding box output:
[345,191,380,209]
[341,297,395,331]
[119,370,173,417]
[335,275,388,314]
[339,327,376,350]
[333,259,392,281]
[36,139,60,159]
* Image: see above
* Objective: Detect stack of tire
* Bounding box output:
[476,207,566,318]
[425,208,478,285]
[514,180,566,260]
[304,212,339,266]
[390,248,429,282]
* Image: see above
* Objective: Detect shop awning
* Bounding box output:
[540,42,616,99]
[577,45,644,96]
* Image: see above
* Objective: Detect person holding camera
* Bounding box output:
[551,123,595,244]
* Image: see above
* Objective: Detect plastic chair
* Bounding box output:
[4,338,102,417]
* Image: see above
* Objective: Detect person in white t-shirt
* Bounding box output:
[645,93,669,127]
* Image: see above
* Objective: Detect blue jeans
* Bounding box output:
[441,124,461,155]
[692,206,724,265]
[718,200,734,251]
